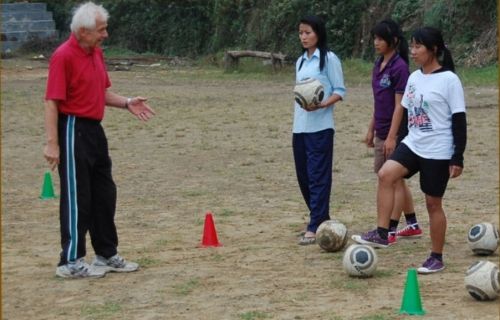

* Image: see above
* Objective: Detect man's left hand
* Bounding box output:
[128,97,155,121]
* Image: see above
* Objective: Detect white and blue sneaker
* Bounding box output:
[56,258,106,279]
[92,254,139,273]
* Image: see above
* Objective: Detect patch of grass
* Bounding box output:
[220,208,236,217]
[457,64,498,87]
[391,242,426,255]
[36,262,53,268]
[340,59,496,87]
[362,148,373,158]
[239,311,270,320]
[193,214,204,226]
[330,277,369,291]
[344,278,369,290]
[226,58,277,74]
[135,257,161,268]
[255,175,265,181]
[103,46,156,58]
[288,223,304,229]
[193,55,498,89]
[154,239,169,247]
[319,251,343,261]
[473,151,489,157]
[16,36,62,57]
[183,190,208,197]
[81,301,122,319]
[443,261,462,273]
[342,58,373,86]
[462,207,471,216]
[374,269,394,278]
[359,315,395,320]
[173,278,200,296]
[211,253,224,262]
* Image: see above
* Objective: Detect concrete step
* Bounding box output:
[1,40,23,52]
[2,20,55,32]
[2,30,57,42]
[2,10,53,22]
[1,3,47,12]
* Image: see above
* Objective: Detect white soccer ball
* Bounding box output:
[293,78,324,109]
[316,220,348,252]
[342,244,378,277]
[467,222,499,255]
[464,260,499,301]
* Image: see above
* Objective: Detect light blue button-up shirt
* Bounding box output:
[293,49,346,133]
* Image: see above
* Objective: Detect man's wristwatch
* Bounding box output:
[125,97,132,109]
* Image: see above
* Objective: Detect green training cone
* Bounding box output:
[40,171,57,199]
[399,268,426,315]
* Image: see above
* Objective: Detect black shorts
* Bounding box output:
[390,143,450,197]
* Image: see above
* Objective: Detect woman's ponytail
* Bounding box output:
[397,34,409,64]
[441,45,455,73]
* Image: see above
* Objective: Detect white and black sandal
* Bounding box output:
[298,236,316,245]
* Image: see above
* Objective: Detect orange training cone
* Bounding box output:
[200,211,222,247]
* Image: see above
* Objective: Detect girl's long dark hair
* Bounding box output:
[411,26,455,72]
[299,15,328,71]
[371,19,409,64]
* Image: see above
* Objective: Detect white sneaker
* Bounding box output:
[55,258,106,279]
[92,254,139,273]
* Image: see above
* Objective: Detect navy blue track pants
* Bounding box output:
[292,128,334,233]
[57,114,118,266]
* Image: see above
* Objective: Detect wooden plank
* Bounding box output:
[224,50,286,71]
[226,50,286,60]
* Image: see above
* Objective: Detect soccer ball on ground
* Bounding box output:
[293,78,324,110]
[464,260,499,301]
[342,244,378,277]
[467,222,499,256]
[316,220,348,252]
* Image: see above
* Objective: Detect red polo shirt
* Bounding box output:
[45,33,111,120]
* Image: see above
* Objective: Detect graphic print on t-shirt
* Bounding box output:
[379,73,391,88]
[406,84,433,132]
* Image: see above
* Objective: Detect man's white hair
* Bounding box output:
[70,2,109,33]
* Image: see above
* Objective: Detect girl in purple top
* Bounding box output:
[364,19,421,244]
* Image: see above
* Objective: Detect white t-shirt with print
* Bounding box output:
[401,69,466,159]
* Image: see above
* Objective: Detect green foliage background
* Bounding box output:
[10,0,498,65]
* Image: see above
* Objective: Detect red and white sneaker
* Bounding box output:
[396,223,422,238]
[388,232,397,245]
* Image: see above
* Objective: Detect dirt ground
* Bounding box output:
[1,57,499,320]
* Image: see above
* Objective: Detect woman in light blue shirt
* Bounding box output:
[294,15,346,245]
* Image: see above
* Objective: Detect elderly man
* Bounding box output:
[44,2,155,278]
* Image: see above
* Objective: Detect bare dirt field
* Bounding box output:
[1,57,499,319]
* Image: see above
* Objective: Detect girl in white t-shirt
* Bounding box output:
[353,27,467,274]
